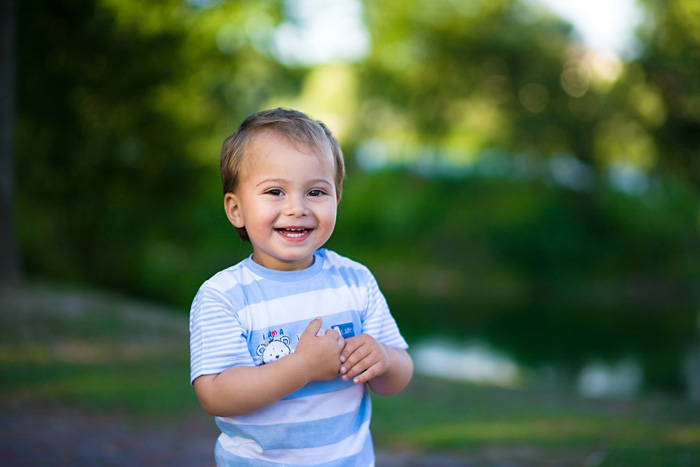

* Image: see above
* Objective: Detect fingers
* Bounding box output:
[323,328,345,353]
[341,350,372,380]
[340,335,388,384]
[302,316,323,337]
[296,318,347,382]
[340,335,361,363]
[301,318,344,353]
[348,363,381,385]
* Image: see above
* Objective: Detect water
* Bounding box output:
[413,339,653,399]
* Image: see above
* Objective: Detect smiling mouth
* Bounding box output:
[276,228,311,238]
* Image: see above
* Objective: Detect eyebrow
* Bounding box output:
[255,178,334,188]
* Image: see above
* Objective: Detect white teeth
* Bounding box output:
[278,228,308,237]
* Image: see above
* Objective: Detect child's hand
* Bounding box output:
[339,334,390,385]
[294,317,345,382]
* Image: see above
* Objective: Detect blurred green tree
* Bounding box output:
[353,0,700,189]
[13,0,301,302]
[1,0,21,285]
[355,0,590,167]
[633,0,700,188]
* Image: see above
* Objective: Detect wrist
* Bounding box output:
[288,352,313,385]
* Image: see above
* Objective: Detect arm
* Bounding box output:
[339,334,413,396]
[194,317,345,417]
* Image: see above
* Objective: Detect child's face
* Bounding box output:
[225,133,339,271]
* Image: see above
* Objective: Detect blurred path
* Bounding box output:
[0,405,475,467]
[0,406,217,467]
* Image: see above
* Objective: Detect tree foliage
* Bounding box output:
[634,0,700,187]
[14,0,298,295]
[354,0,699,189]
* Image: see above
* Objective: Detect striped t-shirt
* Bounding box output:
[189,249,408,466]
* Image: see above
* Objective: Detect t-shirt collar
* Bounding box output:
[243,249,325,282]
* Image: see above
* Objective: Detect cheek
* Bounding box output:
[320,208,338,232]
[248,201,280,224]
[318,203,337,222]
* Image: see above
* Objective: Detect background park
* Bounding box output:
[1,0,699,465]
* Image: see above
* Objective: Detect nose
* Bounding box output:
[283,194,309,217]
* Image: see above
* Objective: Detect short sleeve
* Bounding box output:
[361,273,408,350]
[189,287,254,384]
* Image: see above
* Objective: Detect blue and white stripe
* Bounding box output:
[190,249,407,466]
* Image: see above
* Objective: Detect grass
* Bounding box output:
[0,283,200,415]
[371,377,700,465]
[1,283,699,465]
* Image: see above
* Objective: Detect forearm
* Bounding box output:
[194,353,310,417]
[368,347,413,396]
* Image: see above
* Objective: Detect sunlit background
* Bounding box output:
[2,0,699,464]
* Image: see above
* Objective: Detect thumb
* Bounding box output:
[303,316,323,337]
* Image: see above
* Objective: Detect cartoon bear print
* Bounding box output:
[256,331,292,364]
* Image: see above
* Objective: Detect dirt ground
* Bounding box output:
[0,405,217,467]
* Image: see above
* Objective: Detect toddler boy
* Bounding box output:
[190,108,413,466]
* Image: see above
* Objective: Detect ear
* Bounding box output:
[224,193,245,228]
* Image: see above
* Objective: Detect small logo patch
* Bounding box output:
[332,322,355,339]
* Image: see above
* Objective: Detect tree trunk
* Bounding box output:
[0,0,22,286]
